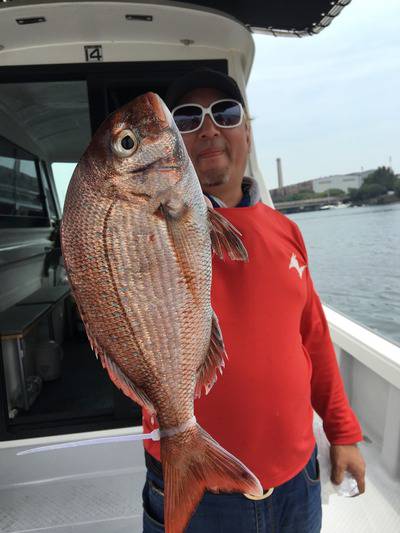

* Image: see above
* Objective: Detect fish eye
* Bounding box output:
[121,136,134,150]
[112,129,139,157]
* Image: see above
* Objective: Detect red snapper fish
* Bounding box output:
[61,92,262,532]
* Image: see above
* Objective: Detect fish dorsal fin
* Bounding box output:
[195,311,227,398]
[77,304,156,415]
[208,207,248,261]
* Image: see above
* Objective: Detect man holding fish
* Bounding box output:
[141,69,366,532]
[61,67,366,532]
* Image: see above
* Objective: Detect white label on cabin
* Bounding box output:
[84,45,103,62]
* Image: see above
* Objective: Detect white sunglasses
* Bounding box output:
[171,99,244,134]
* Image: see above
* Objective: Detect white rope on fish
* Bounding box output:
[16,416,197,456]
[16,429,160,456]
[159,415,196,438]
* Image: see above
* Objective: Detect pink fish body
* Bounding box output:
[61,92,262,532]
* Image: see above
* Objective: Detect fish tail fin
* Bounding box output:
[161,423,262,533]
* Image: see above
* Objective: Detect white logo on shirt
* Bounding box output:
[289,253,307,279]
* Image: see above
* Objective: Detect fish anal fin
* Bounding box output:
[70,288,156,415]
[208,207,248,261]
[195,311,227,398]
[100,351,156,415]
[85,327,156,415]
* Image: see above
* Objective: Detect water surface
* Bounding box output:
[288,204,400,346]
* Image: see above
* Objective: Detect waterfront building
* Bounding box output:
[271,169,375,199]
[312,169,374,194]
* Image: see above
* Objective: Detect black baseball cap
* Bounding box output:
[165,68,245,110]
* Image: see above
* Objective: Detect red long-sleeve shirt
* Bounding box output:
[143,202,362,488]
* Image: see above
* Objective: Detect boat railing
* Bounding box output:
[323,304,400,479]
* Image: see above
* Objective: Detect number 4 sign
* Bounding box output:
[85,45,103,62]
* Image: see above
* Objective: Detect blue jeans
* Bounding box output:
[142,446,322,532]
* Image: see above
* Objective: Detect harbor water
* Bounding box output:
[288,203,400,346]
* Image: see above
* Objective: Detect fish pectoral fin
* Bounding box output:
[160,196,189,220]
[195,311,227,398]
[150,188,189,220]
[208,207,248,261]
[85,327,156,415]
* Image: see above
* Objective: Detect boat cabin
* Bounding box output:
[0,2,399,532]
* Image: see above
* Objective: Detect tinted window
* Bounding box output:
[0,78,137,442]
[0,65,216,441]
[0,136,47,221]
[52,162,77,211]
[40,161,58,220]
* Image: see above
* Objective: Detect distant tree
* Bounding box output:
[359,183,387,199]
[285,191,317,201]
[273,193,286,202]
[394,179,400,198]
[349,187,362,202]
[324,188,346,197]
[285,193,302,201]
[364,166,396,190]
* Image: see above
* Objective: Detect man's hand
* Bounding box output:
[330,444,366,494]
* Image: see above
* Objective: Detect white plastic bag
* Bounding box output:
[313,414,359,504]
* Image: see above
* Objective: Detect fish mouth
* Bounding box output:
[130,160,180,175]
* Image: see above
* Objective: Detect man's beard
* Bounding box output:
[200,168,230,187]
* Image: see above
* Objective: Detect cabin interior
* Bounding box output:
[0,58,233,442]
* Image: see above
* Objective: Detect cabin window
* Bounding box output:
[40,161,58,220]
[0,76,138,441]
[51,162,77,211]
[0,136,47,222]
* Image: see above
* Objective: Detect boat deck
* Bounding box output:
[323,441,400,533]
[1,440,399,533]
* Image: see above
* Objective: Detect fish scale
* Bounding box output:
[61,92,262,532]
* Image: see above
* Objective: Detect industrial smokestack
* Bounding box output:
[276,158,284,192]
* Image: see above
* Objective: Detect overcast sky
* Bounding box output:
[247,0,400,189]
[53,0,400,206]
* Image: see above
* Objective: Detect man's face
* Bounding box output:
[176,88,250,193]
